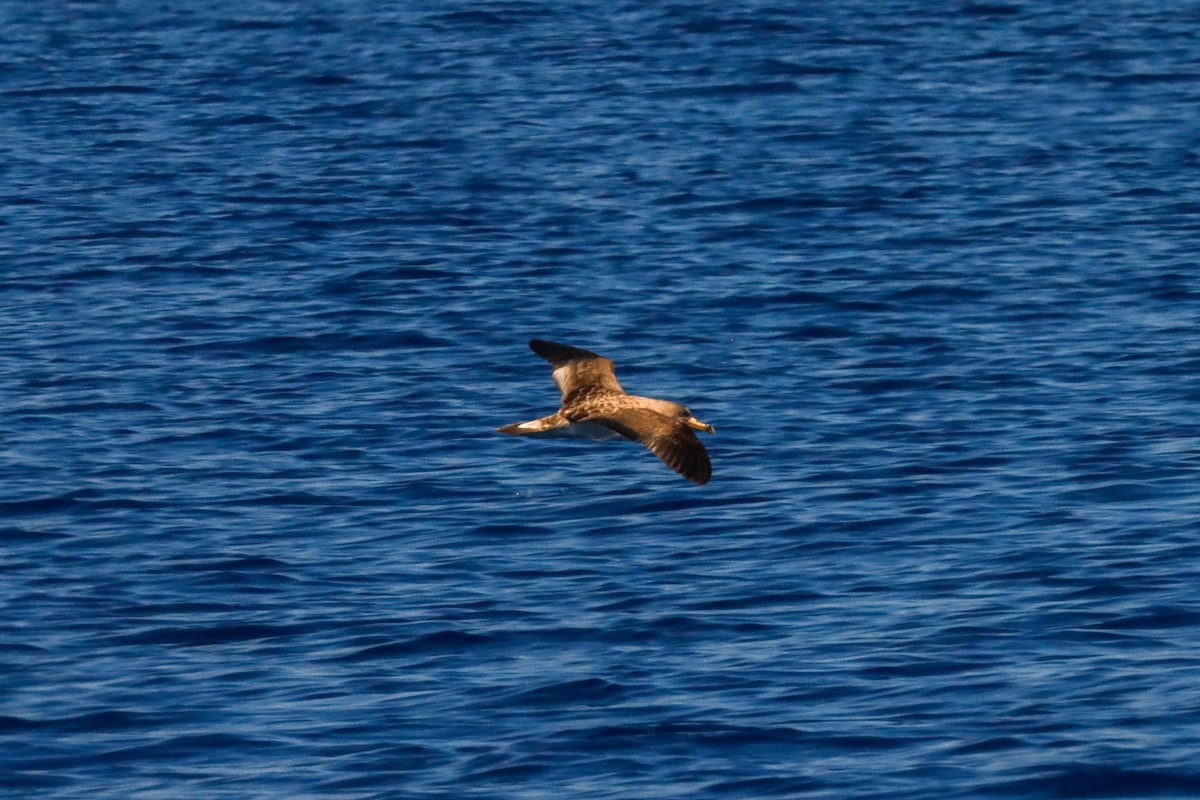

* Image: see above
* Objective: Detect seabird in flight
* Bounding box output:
[497,339,714,485]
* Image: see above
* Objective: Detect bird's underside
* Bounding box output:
[497,339,714,485]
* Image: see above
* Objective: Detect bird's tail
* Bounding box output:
[496,414,565,435]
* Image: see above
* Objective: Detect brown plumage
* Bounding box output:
[497,339,714,485]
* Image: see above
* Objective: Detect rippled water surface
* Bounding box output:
[3,1,1200,797]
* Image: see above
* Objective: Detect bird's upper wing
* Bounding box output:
[528,339,625,404]
[581,407,712,486]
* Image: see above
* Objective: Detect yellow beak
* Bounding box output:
[686,417,715,434]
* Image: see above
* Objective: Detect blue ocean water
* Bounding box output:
[3,0,1200,797]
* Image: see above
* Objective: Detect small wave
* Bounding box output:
[2,85,153,97]
[114,623,313,647]
[503,677,627,707]
[0,710,168,734]
[0,491,95,517]
[706,774,826,795]
[688,591,824,611]
[651,81,800,97]
[989,765,1200,798]
[336,630,493,662]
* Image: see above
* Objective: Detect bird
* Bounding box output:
[496,339,714,485]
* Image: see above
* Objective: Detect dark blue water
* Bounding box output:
[3,1,1200,797]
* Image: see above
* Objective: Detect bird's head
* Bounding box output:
[671,403,715,435]
[639,398,714,434]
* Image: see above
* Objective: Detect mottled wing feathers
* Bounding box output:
[585,407,712,486]
[528,339,624,402]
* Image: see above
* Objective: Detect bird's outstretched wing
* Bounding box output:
[528,339,625,404]
[583,407,712,485]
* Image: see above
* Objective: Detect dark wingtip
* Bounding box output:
[664,439,712,486]
[529,338,566,353]
[528,339,602,363]
[686,461,712,486]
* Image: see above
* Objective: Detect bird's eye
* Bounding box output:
[679,408,690,418]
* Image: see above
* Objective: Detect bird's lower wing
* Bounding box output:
[586,408,712,485]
